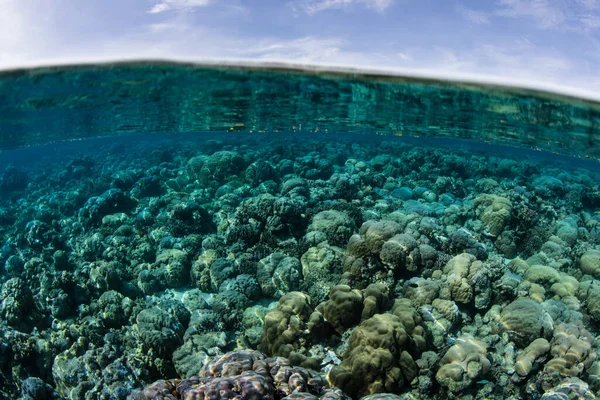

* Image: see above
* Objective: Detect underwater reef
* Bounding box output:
[2,134,600,400]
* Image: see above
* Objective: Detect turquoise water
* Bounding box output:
[2,62,599,155]
[2,62,600,400]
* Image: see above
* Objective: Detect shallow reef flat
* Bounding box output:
[2,134,600,400]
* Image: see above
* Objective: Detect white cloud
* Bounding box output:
[580,14,600,29]
[241,37,342,61]
[148,0,211,14]
[299,0,393,15]
[0,1,25,46]
[0,0,56,67]
[457,6,490,24]
[495,0,565,29]
[364,0,394,12]
[0,0,598,100]
[493,0,600,31]
[397,52,412,61]
[579,0,600,9]
[149,3,171,14]
[419,41,579,91]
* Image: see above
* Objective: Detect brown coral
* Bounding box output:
[435,335,491,392]
[442,253,485,305]
[542,323,596,384]
[514,338,550,377]
[130,350,338,400]
[474,194,512,237]
[259,292,320,369]
[316,285,363,334]
[329,299,425,398]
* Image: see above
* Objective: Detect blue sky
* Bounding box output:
[1,0,599,97]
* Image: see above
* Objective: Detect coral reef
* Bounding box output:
[2,135,600,400]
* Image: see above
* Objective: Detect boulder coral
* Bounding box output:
[307,210,356,248]
[474,194,512,237]
[496,298,552,347]
[315,283,391,335]
[577,280,600,321]
[259,292,322,369]
[342,220,403,287]
[514,338,550,377]
[257,253,302,298]
[540,323,596,390]
[435,335,491,392]
[441,253,491,309]
[198,151,245,185]
[329,299,426,398]
[301,243,345,304]
[379,233,419,272]
[135,306,185,357]
[316,285,363,334]
[580,249,600,278]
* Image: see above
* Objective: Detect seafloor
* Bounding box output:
[2,133,600,400]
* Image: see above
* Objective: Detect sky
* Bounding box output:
[1,0,599,98]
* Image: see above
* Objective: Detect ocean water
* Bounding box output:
[1,63,600,400]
